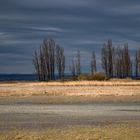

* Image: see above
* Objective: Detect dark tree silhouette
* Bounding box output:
[33,38,65,81]
[33,38,135,81]
[69,59,76,77]
[114,47,123,78]
[91,51,96,75]
[42,38,56,80]
[33,46,46,81]
[33,50,41,81]
[135,48,140,77]
[56,45,65,80]
[122,44,132,77]
[101,40,113,77]
[75,49,81,76]
[113,45,132,78]
[39,46,46,81]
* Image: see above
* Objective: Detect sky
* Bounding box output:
[0,0,140,74]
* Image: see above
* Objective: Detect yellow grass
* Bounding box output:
[0,80,140,97]
[0,123,140,140]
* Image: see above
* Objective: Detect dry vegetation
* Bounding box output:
[0,122,139,140]
[0,80,139,139]
[0,80,140,97]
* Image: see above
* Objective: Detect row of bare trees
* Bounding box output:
[33,38,140,81]
[33,38,65,81]
[114,44,132,78]
[101,40,140,78]
[69,50,98,77]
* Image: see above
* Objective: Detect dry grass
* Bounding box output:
[1,78,140,86]
[0,122,139,140]
[0,94,139,104]
[0,80,140,98]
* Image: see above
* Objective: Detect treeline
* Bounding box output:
[33,38,140,81]
[101,40,140,78]
[33,38,65,81]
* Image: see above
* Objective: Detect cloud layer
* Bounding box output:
[0,0,140,73]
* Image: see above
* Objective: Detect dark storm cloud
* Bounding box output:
[0,0,140,73]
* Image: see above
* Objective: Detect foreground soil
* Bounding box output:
[0,122,139,140]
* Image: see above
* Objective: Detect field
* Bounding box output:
[1,80,140,96]
[0,80,140,103]
[0,80,140,140]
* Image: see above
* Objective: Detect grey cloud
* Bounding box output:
[0,0,140,73]
[0,53,33,74]
[73,40,102,45]
[13,0,89,8]
[27,26,65,33]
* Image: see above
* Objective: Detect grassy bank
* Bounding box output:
[0,122,139,140]
[0,80,140,97]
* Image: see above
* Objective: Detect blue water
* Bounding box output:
[0,74,37,81]
[0,74,71,81]
[1,74,137,81]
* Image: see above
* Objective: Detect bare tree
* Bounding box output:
[114,47,123,78]
[33,46,46,81]
[69,49,81,78]
[113,44,132,78]
[122,44,132,77]
[108,40,113,77]
[56,45,65,80]
[135,48,140,77]
[33,49,41,81]
[69,59,76,77]
[39,46,46,81]
[101,40,113,77]
[101,43,108,76]
[91,51,96,75]
[43,38,56,80]
[33,38,58,81]
[60,47,65,80]
[75,49,81,76]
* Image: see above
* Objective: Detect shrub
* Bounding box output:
[91,72,107,81]
[77,74,90,81]
[70,76,78,81]
[75,72,108,81]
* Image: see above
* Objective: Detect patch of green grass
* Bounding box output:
[0,123,140,140]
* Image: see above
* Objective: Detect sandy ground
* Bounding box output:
[0,103,139,130]
[0,122,140,140]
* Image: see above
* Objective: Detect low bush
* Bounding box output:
[70,76,78,81]
[77,72,107,81]
[91,72,107,81]
[77,74,90,81]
